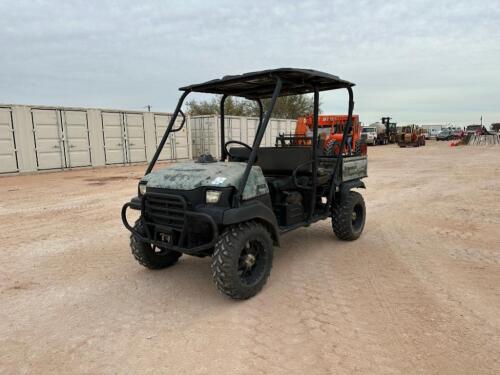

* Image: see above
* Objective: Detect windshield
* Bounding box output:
[362,128,375,133]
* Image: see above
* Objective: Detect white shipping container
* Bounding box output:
[154,114,191,161]
[0,107,18,173]
[190,115,296,159]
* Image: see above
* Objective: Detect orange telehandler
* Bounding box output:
[293,114,367,156]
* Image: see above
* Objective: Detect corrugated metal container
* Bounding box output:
[191,115,219,158]
[153,114,190,161]
[1,103,191,174]
[0,106,18,173]
[190,115,296,158]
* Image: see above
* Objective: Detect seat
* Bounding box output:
[254,147,312,175]
[229,146,313,175]
[229,146,332,189]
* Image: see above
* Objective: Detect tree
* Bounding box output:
[185,94,319,119]
[185,96,252,116]
[249,95,318,119]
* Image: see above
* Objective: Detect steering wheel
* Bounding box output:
[225,140,253,160]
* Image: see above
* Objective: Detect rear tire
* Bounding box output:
[354,139,366,156]
[332,191,366,241]
[325,139,352,156]
[211,221,273,300]
[325,140,340,156]
[130,221,182,269]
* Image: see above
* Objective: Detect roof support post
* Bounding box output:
[253,99,264,137]
[220,94,228,161]
[308,86,320,221]
[145,90,190,174]
[327,86,354,205]
[235,77,283,204]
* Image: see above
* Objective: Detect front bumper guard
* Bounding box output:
[121,193,218,255]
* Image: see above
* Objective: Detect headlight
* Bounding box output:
[138,183,147,196]
[206,190,222,204]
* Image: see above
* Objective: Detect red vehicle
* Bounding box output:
[294,114,367,156]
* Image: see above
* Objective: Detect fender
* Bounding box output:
[340,179,366,198]
[223,200,281,246]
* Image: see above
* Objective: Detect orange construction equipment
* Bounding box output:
[396,125,426,147]
[295,114,367,156]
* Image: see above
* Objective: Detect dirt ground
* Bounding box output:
[1,141,499,374]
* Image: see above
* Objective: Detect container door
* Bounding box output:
[124,113,147,163]
[246,118,259,146]
[225,117,243,143]
[101,112,126,165]
[61,110,91,167]
[0,107,18,173]
[189,117,200,158]
[172,118,190,160]
[206,116,219,158]
[31,109,65,170]
[153,114,174,160]
[190,116,218,159]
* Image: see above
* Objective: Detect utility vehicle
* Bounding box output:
[122,68,368,300]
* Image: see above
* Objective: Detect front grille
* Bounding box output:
[144,193,186,230]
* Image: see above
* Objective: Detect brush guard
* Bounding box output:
[122,192,218,255]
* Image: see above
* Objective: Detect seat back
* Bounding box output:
[229,146,313,175]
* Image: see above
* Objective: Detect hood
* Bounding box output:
[142,161,269,200]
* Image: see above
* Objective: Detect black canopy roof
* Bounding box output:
[179,68,354,99]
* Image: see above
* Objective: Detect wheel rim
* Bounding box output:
[351,203,364,231]
[238,240,267,286]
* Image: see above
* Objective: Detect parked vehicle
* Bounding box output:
[381,116,397,143]
[361,122,386,145]
[425,127,442,139]
[436,129,456,141]
[466,124,482,135]
[397,125,426,147]
[436,130,451,141]
[292,114,366,156]
[121,68,367,300]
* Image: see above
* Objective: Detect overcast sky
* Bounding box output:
[1,0,499,125]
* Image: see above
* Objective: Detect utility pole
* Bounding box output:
[145,105,151,112]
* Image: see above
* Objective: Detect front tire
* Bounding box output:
[130,221,182,269]
[211,221,273,300]
[332,191,366,241]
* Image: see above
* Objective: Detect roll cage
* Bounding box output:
[145,68,356,218]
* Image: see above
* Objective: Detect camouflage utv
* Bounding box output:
[122,68,367,300]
